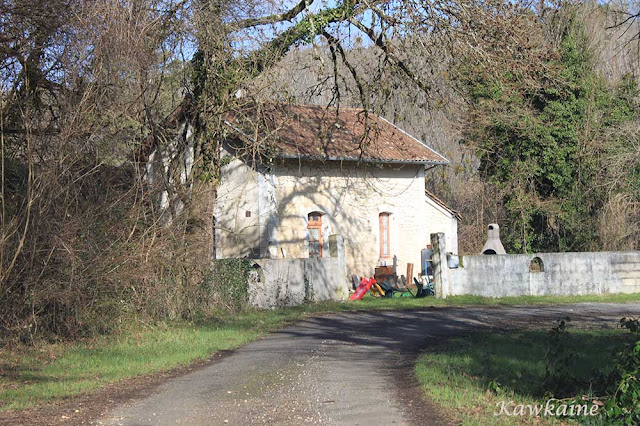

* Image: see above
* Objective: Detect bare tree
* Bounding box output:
[0,0,575,338]
[144,0,554,255]
[0,0,192,338]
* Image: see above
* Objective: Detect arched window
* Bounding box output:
[379,212,391,258]
[530,257,544,273]
[308,212,322,257]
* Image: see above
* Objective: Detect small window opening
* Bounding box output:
[308,212,322,257]
[379,213,391,258]
[530,257,544,273]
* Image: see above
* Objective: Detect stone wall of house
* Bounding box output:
[272,160,434,277]
[425,197,458,254]
[215,153,459,278]
[430,233,640,298]
[214,154,261,258]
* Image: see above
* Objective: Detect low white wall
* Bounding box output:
[248,234,349,308]
[446,251,640,298]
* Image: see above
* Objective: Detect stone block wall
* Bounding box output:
[248,235,349,308]
[215,150,459,279]
[272,160,431,277]
[430,233,640,298]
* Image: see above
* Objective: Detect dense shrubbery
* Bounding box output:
[603,318,640,424]
[0,157,253,342]
[0,160,142,341]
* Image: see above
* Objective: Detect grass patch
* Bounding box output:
[339,292,640,309]
[1,292,639,412]
[312,291,640,311]
[0,309,306,411]
[437,292,640,306]
[415,327,630,425]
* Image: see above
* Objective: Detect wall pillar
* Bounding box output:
[431,232,450,299]
[329,234,349,300]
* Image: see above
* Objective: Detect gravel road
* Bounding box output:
[96,303,640,425]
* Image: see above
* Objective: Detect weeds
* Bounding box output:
[544,317,576,397]
[415,317,640,425]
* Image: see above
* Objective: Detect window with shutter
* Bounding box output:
[308,212,322,257]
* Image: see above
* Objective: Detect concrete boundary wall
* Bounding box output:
[248,235,349,308]
[430,233,640,298]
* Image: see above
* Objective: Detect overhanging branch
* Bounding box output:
[246,1,361,74]
[348,18,432,94]
[230,0,316,30]
[322,31,369,110]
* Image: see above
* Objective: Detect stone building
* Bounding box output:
[215,103,459,277]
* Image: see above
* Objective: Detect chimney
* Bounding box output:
[480,223,506,255]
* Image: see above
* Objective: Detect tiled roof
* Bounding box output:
[224,104,448,165]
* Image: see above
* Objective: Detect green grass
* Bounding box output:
[414,327,630,425]
[340,292,640,309]
[434,292,640,306]
[0,309,308,411]
[1,292,639,412]
[313,291,640,311]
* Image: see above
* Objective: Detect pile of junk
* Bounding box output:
[349,249,435,300]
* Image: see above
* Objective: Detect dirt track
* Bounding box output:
[95,303,640,425]
[3,303,640,426]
